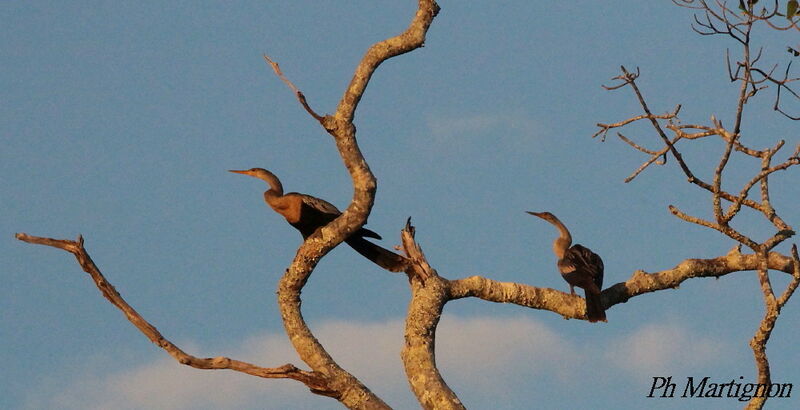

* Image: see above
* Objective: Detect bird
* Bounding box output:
[527,211,606,322]
[229,168,406,272]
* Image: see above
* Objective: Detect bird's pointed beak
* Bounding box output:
[526,211,543,218]
[228,169,252,176]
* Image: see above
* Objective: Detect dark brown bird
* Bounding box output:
[528,211,606,323]
[230,168,406,272]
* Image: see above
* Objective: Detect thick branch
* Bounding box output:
[748,250,776,410]
[450,246,796,317]
[397,221,796,408]
[273,2,441,409]
[334,0,440,123]
[604,246,795,305]
[14,233,333,394]
[399,224,465,410]
[278,253,386,406]
[391,216,797,410]
[401,278,465,410]
[449,276,589,320]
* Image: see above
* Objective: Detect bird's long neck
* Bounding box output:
[257,170,289,214]
[259,170,284,197]
[548,218,572,259]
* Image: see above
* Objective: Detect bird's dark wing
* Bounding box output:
[284,194,337,238]
[290,193,381,240]
[296,193,341,216]
[564,244,607,322]
[567,244,604,289]
[557,259,577,274]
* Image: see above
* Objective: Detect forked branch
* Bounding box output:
[394,221,797,408]
[269,1,441,409]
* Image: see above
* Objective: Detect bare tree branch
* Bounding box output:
[449,243,797,318]
[263,54,325,123]
[13,233,335,395]
[619,134,678,183]
[623,66,700,183]
[271,1,441,408]
[748,249,778,410]
[592,104,681,141]
[776,244,800,306]
[399,223,465,410]
[18,2,443,408]
[15,1,800,408]
[601,3,800,407]
[384,216,798,409]
[668,204,761,248]
[334,2,440,124]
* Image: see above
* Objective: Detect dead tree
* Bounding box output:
[16,1,800,409]
[594,1,800,408]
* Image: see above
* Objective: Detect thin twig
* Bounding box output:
[667,205,758,248]
[622,135,680,183]
[776,244,800,306]
[263,54,325,123]
[593,104,681,141]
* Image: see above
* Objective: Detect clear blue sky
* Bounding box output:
[3,1,799,409]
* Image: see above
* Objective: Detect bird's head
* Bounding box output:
[526,211,557,223]
[229,168,269,179]
[228,168,283,193]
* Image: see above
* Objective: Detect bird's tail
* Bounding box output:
[345,236,408,272]
[584,290,607,323]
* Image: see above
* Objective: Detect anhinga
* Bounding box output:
[527,211,606,323]
[230,168,406,272]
